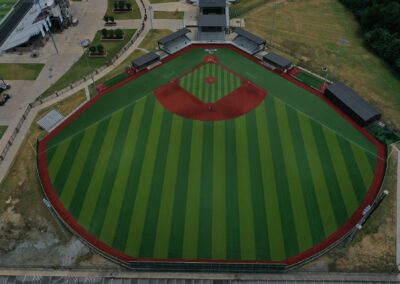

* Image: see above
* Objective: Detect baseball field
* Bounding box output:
[37,45,385,266]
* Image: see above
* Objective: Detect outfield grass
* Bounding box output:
[0,0,17,22]
[0,64,45,80]
[153,11,184,19]
[43,47,379,262]
[40,29,136,99]
[244,0,400,128]
[105,0,141,20]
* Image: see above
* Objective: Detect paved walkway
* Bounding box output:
[0,0,151,182]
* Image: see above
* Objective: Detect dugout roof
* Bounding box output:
[325,83,381,124]
[132,52,160,69]
[234,28,266,45]
[158,28,191,45]
[199,0,226,8]
[198,14,227,27]
[263,52,292,69]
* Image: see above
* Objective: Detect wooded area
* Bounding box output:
[339,0,400,73]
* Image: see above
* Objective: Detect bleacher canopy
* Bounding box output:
[158,29,191,45]
[37,110,64,132]
[132,52,160,69]
[199,0,226,8]
[198,14,227,27]
[325,83,381,126]
[263,52,292,69]
[235,28,265,45]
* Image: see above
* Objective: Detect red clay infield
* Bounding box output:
[155,80,267,121]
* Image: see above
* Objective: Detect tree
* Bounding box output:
[118,1,125,10]
[115,29,124,38]
[89,46,96,54]
[97,44,105,55]
[113,1,118,10]
[108,29,114,38]
[109,15,115,23]
[103,15,109,23]
[126,2,132,9]
[101,28,108,38]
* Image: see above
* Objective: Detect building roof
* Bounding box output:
[158,28,191,45]
[234,28,265,45]
[198,14,227,27]
[199,0,226,8]
[263,52,292,69]
[326,82,381,123]
[37,110,64,132]
[0,0,33,46]
[132,52,160,68]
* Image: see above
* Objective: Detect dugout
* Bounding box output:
[132,52,160,71]
[263,52,293,72]
[324,82,381,126]
[233,27,266,54]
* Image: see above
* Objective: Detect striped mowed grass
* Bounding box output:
[43,47,379,262]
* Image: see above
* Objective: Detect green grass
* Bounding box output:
[293,71,325,90]
[43,47,379,263]
[244,0,400,129]
[0,125,7,139]
[153,11,184,19]
[40,29,136,99]
[139,29,171,51]
[105,0,141,20]
[179,63,241,102]
[0,64,44,80]
[0,0,17,22]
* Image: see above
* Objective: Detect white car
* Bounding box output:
[0,83,10,91]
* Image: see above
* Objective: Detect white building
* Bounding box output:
[0,0,72,53]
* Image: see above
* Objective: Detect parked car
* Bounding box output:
[0,93,10,106]
[0,83,10,91]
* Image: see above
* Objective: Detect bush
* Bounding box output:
[113,2,118,9]
[101,28,108,38]
[108,29,114,38]
[103,15,109,23]
[109,15,115,23]
[126,2,132,9]
[97,44,105,55]
[118,1,125,10]
[89,46,96,53]
[115,29,124,38]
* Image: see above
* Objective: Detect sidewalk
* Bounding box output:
[0,0,151,182]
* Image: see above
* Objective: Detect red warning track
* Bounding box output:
[155,80,267,121]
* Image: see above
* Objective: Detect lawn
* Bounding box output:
[0,64,45,80]
[0,125,7,139]
[105,0,141,20]
[39,47,381,264]
[243,0,400,129]
[153,11,184,19]
[138,29,171,51]
[40,29,136,99]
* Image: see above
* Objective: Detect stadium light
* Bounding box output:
[80,40,97,94]
[36,0,59,54]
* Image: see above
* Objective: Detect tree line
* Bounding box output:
[338,0,400,72]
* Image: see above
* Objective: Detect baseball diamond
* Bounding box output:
[37,45,386,269]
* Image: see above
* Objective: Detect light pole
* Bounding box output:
[80,40,97,93]
[36,0,59,54]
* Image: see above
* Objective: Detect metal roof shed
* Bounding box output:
[263,52,292,70]
[198,14,227,27]
[325,82,381,126]
[199,0,226,8]
[235,28,266,45]
[132,52,160,70]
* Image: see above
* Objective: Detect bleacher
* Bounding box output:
[158,28,192,54]
[199,31,226,41]
[232,28,266,55]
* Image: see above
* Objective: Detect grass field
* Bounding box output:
[179,63,242,103]
[40,47,381,263]
[0,64,45,80]
[243,0,400,129]
[105,0,141,20]
[153,11,184,20]
[293,71,325,90]
[0,125,7,139]
[0,0,17,22]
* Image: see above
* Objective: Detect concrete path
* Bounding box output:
[0,0,151,182]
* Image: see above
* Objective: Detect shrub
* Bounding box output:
[103,15,109,23]
[89,46,96,53]
[97,44,105,54]
[108,29,114,38]
[113,2,118,9]
[109,15,115,23]
[126,2,132,9]
[101,28,108,38]
[115,29,124,38]
[118,1,125,10]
